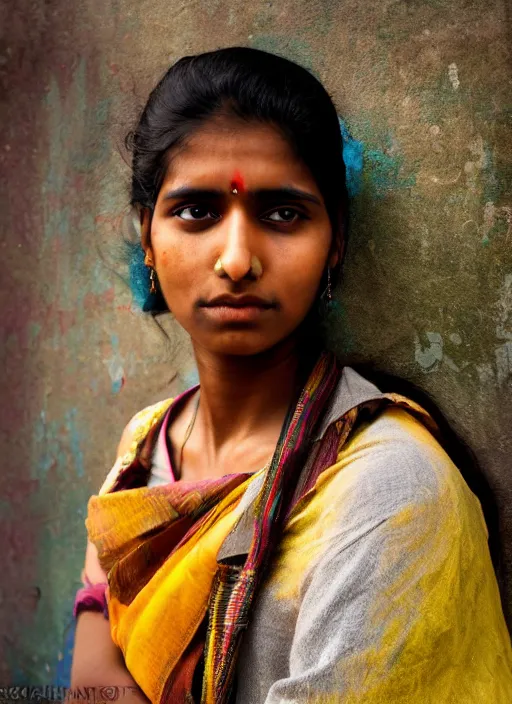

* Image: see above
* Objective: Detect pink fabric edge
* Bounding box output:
[158,384,200,483]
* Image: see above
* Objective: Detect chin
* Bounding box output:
[212,339,276,357]
[202,329,288,357]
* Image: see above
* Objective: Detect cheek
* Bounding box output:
[154,236,188,284]
[157,249,179,285]
[153,235,207,311]
[275,239,328,308]
[153,242,185,299]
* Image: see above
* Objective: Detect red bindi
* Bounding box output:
[229,170,245,194]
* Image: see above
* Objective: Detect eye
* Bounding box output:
[173,205,219,221]
[264,208,306,224]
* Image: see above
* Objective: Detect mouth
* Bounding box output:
[199,294,276,324]
[201,294,275,309]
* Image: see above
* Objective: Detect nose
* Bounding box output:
[217,209,255,282]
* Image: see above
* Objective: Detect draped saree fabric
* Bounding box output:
[84,352,512,703]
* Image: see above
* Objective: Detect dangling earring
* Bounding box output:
[319,267,340,323]
[327,268,333,302]
[149,267,157,295]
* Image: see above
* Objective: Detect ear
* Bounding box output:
[328,248,340,270]
[328,224,345,270]
[140,208,154,266]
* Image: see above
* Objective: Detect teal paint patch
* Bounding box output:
[128,241,151,310]
[33,407,85,479]
[69,57,111,173]
[338,118,364,198]
[125,238,166,313]
[53,618,75,687]
[111,378,124,394]
[95,97,109,126]
[43,75,67,200]
[89,259,114,297]
[182,367,200,390]
[66,408,85,478]
[105,333,126,393]
[26,519,90,684]
[337,117,416,200]
[5,664,32,687]
[42,57,111,246]
[29,322,42,341]
[364,148,416,198]
[42,202,71,250]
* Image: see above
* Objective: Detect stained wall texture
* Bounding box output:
[1,0,510,685]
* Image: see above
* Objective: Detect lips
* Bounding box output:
[202,294,274,309]
[199,293,275,324]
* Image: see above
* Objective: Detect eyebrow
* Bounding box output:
[162,186,322,206]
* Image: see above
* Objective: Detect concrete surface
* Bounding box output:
[0,0,510,685]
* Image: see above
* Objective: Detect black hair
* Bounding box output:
[124,46,348,314]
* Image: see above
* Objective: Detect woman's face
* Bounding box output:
[143,116,339,356]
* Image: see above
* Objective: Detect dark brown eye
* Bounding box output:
[174,205,217,221]
[265,208,303,223]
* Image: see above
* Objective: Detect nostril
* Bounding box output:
[218,251,253,282]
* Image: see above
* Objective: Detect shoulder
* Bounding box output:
[116,397,174,456]
[310,404,483,536]
[282,404,489,598]
[98,398,173,495]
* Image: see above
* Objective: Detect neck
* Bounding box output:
[191,337,314,455]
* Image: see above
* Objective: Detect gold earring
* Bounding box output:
[149,267,157,295]
[250,255,263,278]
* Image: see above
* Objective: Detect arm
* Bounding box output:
[71,424,150,702]
[261,408,512,703]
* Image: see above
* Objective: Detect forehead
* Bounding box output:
[161,117,319,191]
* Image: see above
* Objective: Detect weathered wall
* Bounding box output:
[1,0,510,685]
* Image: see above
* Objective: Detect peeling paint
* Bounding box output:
[464,135,487,192]
[414,331,467,374]
[495,342,512,387]
[448,62,460,90]
[414,331,443,372]
[481,202,512,246]
[32,408,85,479]
[496,274,512,341]
[104,334,126,394]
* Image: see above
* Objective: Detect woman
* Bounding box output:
[70,47,512,703]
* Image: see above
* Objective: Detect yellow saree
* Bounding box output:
[83,355,512,703]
